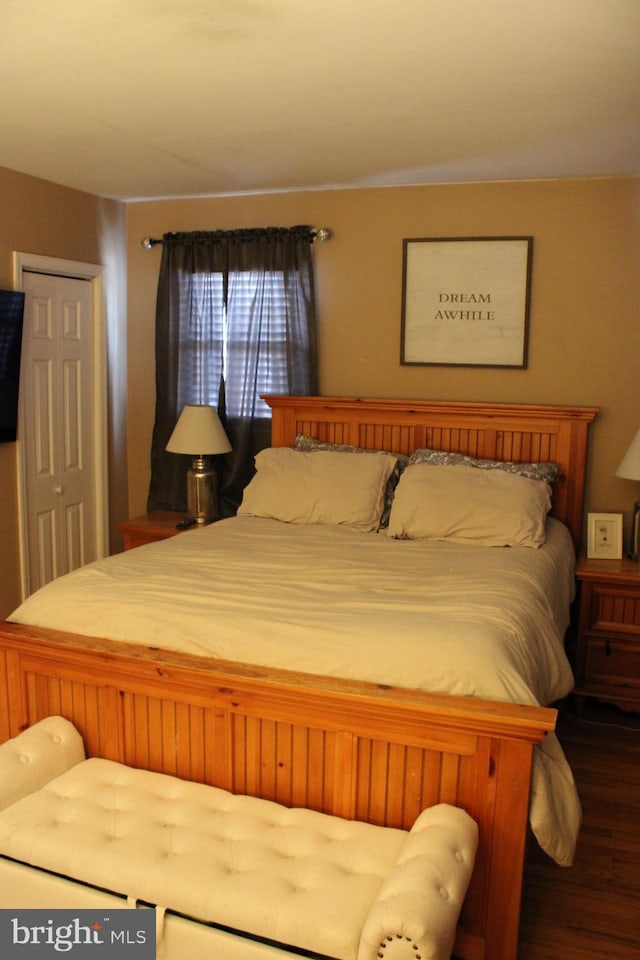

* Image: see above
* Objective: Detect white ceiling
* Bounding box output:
[2,0,639,202]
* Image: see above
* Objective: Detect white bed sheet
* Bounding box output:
[10,515,581,866]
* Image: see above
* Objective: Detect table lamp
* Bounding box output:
[615,427,640,560]
[166,405,232,523]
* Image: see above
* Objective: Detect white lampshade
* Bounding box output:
[166,405,232,456]
[616,429,640,481]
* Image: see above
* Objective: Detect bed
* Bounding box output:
[0,396,598,960]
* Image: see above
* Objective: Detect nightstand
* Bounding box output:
[117,511,186,550]
[573,554,640,712]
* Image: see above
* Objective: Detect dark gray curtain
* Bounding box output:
[147,226,318,517]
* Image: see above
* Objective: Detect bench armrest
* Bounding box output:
[358,804,478,960]
[0,717,85,811]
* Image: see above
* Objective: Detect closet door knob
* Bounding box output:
[54,485,64,495]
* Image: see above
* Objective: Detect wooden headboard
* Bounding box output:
[265,395,599,549]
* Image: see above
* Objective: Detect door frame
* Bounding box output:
[12,252,109,599]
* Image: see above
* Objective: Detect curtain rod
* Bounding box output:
[141,227,331,250]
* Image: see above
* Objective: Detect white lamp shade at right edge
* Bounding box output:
[615,428,640,560]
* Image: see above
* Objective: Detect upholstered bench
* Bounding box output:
[0,717,478,960]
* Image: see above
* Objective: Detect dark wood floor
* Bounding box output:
[518,699,640,959]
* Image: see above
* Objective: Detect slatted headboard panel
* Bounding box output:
[264,395,598,550]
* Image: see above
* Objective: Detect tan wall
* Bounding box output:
[0,166,127,618]
[127,177,640,549]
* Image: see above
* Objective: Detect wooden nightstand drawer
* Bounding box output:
[582,635,640,692]
[586,584,640,636]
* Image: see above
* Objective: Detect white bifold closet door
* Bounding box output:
[20,271,99,594]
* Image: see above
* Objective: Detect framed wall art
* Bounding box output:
[587,512,624,560]
[401,236,533,367]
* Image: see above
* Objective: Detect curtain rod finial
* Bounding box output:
[141,236,160,250]
[313,228,331,243]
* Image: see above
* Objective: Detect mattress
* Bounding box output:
[10,514,581,866]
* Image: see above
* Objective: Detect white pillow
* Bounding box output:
[386,463,551,547]
[238,447,398,532]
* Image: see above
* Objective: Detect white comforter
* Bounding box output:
[10,515,581,866]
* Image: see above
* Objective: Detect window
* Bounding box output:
[148,226,318,515]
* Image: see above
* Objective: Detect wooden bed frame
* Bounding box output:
[0,396,598,960]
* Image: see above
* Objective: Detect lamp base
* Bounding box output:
[630,499,640,561]
[185,456,219,524]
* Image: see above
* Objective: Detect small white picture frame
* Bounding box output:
[587,512,624,559]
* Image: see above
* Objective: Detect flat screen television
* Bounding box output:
[0,288,26,443]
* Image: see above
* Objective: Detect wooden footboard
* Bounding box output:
[0,621,555,960]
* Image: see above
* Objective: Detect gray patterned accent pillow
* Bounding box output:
[407,448,559,484]
[293,434,409,528]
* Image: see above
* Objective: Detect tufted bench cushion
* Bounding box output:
[0,718,478,960]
